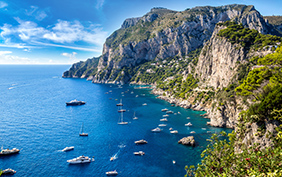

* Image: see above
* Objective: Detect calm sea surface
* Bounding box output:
[0,65,230,177]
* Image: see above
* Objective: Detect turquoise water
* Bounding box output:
[0,65,230,176]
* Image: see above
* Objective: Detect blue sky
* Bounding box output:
[0,0,281,64]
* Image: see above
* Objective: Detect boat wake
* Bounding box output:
[110,144,126,161]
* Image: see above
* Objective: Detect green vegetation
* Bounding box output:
[186,130,282,176]
[217,21,282,50]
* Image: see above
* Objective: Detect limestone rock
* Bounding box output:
[178,136,196,146]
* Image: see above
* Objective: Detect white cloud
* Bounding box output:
[25,6,47,21]
[0,51,12,55]
[96,0,105,9]
[0,19,108,50]
[0,1,8,9]
[61,52,77,59]
[0,51,32,64]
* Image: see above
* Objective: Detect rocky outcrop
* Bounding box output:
[92,4,272,84]
[178,136,196,146]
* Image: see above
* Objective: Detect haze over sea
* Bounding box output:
[0,65,229,176]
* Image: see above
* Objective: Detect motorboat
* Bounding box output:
[158,124,167,127]
[62,146,74,152]
[166,110,173,114]
[79,123,88,136]
[190,131,196,133]
[66,99,86,106]
[160,118,168,122]
[118,109,126,113]
[185,122,192,126]
[162,114,169,118]
[2,168,16,174]
[67,155,94,164]
[134,151,145,156]
[170,130,178,134]
[161,108,168,112]
[151,127,162,132]
[106,170,118,176]
[0,148,20,156]
[116,99,123,106]
[134,139,147,144]
[169,127,173,130]
[142,103,147,106]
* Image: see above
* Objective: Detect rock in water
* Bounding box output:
[178,136,195,146]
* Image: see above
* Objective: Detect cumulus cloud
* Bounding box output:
[0,1,8,9]
[0,50,31,64]
[0,18,108,50]
[61,52,77,60]
[43,20,108,46]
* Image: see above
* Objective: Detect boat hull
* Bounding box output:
[66,102,85,106]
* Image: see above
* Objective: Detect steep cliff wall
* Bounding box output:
[92,4,271,84]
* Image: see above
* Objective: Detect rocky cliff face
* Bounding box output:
[92,4,272,84]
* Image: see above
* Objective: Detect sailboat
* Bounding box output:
[133,111,138,120]
[79,123,88,136]
[118,109,128,125]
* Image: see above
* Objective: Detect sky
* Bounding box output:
[0,0,281,65]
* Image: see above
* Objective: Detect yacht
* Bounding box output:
[190,131,196,133]
[66,99,86,106]
[162,114,169,118]
[142,103,147,106]
[117,109,126,113]
[185,122,192,126]
[158,124,167,127]
[106,170,118,176]
[133,112,138,120]
[0,148,20,156]
[151,127,162,132]
[170,130,178,134]
[166,110,173,114]
[2,168,16,174]
[160,118,168,122]
[169,127,173,130]
[134,151,145,156]
[67,155,94,164]
[134,139,147,144]
[62,146,74,152]
[161,108,168,112]
[79,123,88,136]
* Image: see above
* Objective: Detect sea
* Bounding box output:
[0,65,230,177]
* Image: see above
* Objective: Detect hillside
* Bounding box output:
[63,4,282,176]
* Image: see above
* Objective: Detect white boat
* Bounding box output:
[169,127,173,130]
[170,130,178,134]
[151,127,162,132]
[166,110,173,114]
[161,108,168,112]
[67,155,94,164]
[116,99,123,106]
[66,99,86,106]
[178,112,181,114]
[106,170,118,176]
[79,123,88,136]
[160,118,168,122]
[133,112,138,120]
[158,124,167,127]
[162,114,169,118]
[172,160,176,164]
[185,122,192,126]
[134,151,145,156]
[187,117,190,119]
[134,139,147,144]
[118,108,128,125]
[2,168,16,174]
[142,103,147,106]
[190,131,196,133]
[62,146,74,152]
[201,128,207,130]
[0,147,20,156]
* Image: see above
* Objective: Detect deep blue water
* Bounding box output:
[0,65,230,177]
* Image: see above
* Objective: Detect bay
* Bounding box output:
[0,65,230,176]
